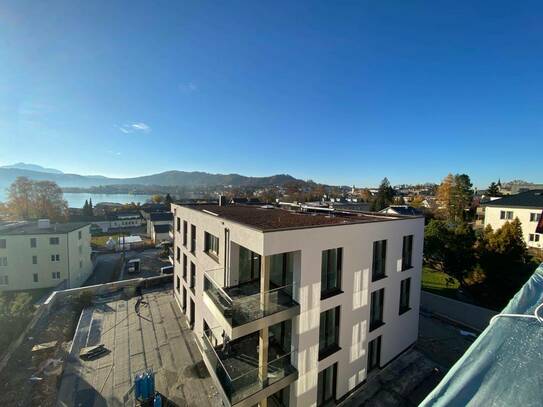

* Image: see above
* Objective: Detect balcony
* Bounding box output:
[198,328,297,406]
[203,272,299,338]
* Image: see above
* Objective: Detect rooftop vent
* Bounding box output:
[38,219,50,229]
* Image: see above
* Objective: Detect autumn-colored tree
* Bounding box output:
[436,173,473,221]
[410,195,425,208]
[7,177,67,221]
[151,194,164,203]
[436,173,454,217]
[7,176,34,219]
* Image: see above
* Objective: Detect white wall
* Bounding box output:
[484,206,542,249]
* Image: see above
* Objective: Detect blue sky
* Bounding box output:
[0,1,542,187]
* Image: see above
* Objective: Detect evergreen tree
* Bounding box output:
[88,198,94,216]
[371,177,394,211]
[83,200,89,215]
[164,193,173,204]
[487,182,500,197]
[450,174,473,222]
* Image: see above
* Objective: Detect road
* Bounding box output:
[83,252,122,286]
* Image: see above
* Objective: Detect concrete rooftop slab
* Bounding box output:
[57,289,221,407]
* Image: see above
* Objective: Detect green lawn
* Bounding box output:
[422,266,460,299]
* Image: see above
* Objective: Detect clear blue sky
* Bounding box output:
[0,1,542,187]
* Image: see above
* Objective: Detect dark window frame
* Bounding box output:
[401,235,413,271]
[370,288,385,331]
[368,336,381,372]
[204,232,219,260]
[183,254,187,281]
[190,224,196,253]
[399,278,411,314]
[190,261,196,293]
[317,363,337,407]
[183,221,188,247]
[319,306,341,360]
[321,248,343,299]
[0,239,6,249]
[372,240,387,282]
[30,238,37,248]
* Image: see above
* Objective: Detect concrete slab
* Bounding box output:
[57,289,221,407]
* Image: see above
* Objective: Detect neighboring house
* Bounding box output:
[146,212,173,238]
[0,219,93,291]
[90,211,145,233]
[380,205,422,216]
[171,202,424,407]
[152,224,171,244]
[483,190,543,249]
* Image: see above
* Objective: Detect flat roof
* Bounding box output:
[179,204,418,232]
[58,289,220,406]
[0,221,90,236]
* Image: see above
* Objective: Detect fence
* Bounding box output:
[420,291,498,332]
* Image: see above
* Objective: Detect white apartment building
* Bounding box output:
[0,219,93,291]
[170,202,424,407]
[483,190,543,249]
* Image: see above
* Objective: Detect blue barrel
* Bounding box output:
[154,393,162,407]
[134,373,142,399]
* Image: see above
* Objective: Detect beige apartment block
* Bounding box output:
[0,219,93,291]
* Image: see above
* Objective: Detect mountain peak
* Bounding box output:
[1,162,63,174]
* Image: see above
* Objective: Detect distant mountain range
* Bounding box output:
[0,164,301,191]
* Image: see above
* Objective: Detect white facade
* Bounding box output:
[171,204,423,407]
[0,222,94,291]
[484,206,542,249]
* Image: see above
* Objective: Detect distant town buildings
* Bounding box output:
[0,219,93,291]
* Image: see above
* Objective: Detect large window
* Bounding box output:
[0,239,5,249]
[30,238,36,248]
[530,213,542,222]
[370,289,385,331]
[176,217,181,232]
[270,252,294,288]
[401,235,413,271]
[204,232,219,258]
[32,255,37,265]
[0,257,7,267]
[49,237,59,245]
[368,336,381,372]
[190,224,196,253]
[238,246,261,284]
[399,278,411,314]
[0,276,8,285]
[176,276,180,293]
[317,363,337,407]
[183,254,187,280]
[372,240,387,281]
[319,306,340,359]
[176,246,180,262]
[183,221,188,246]
[321,248,342,298]
[182,287,187,311]
[190,262,196,292]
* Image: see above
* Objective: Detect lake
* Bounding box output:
[0,191,153,208]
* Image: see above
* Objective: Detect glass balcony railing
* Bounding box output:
[203,271,298,327]
[200,328,297,405]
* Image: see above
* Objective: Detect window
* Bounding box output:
[50,237,59,245]
[176,246,181,262]
[79,260,83,268]
[51,254,60,262]
[33,273,39,283]
[529,234,540,242]
[78,230,82,240]
[321,248,342,298]
[317,363,337,407]
[183,221,188,246]
[190,298,195,329]
[182,287,187,311]
[370,289,385,331]
[368,336,382,372]
[176,217,181,232]
[399,278,411,314]
[190,262,196,292]
[52,272,61,280]
[401,235,413,271]
[500,210,513,220]
[32,255,37,265]
[204,232,219,258]
[530,213,542,222]
[0,239,5,249]
[319,306,340,359]
[0,276,8,286]
[176,276,180,293]
[30,238,37,248]
[0,257,7,267]
[190,224,196,253]
[183,254,187,280]
[372,240,387,281]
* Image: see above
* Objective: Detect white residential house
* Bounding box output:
[170,202,424,407]
[483,190,543,249]
[146,212,173,243]
[0,219,93,291]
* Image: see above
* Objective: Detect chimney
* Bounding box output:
[38,219,50,229]
[219,195,227,206]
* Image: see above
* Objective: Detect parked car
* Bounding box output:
[160,265,174,275]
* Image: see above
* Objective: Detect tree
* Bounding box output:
[151,194,164,203]
[450,174,473,222]
[83,199,89,214]
[7,176,34,219]
[487,182,501,197]
[164,193,173,205]
[371,178,394,211]
[424,220,476,287]
[88,198,94,216]
[7,177,67,221]
[411,195,425,208]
